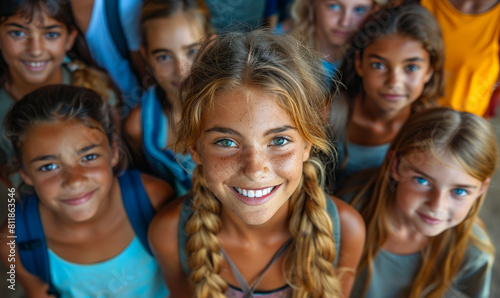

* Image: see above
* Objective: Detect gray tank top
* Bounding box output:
[177,195,342,297]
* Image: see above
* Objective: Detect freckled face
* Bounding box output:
[392,152,488,237]
[189,88,312,225]
[19,120,119,222]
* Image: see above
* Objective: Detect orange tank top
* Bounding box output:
[421,0,500,116]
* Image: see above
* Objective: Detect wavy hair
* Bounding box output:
[357,107,498,297]
[174,29,342,297]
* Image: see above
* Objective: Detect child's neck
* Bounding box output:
[317,39,345,64]
[347,94,412,145]
[6,67,64,100]
[218,202,291,246]
[448,0,500,14]
[383,203,429,254]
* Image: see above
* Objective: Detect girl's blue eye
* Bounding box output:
[271,137,289,146]
[354,7,368,14]
[328,4,341,11]
[215,139,236,148]
[452,188,468,197]
[370,62,384,70]
[406,64,419,72]
[414,177,429,186]
[45,32,60,39]
[157,54,171,62]
[82,154,98,161]
[40,163,58,172]
[8,30,25,37]
[187,48,199,57]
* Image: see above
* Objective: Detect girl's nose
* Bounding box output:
[62,167,87,190]
[27,35,43,57]
[340,10,353,27]
[428,189,448,213]
[387,68,404,88]
[242,148,270,181]
[175,56,189,79]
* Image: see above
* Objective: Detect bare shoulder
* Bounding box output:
[148,196,193,296]
[123,105,142,143]
[330,196,365,241]
[140,172,175,210]
[329,195,366,297]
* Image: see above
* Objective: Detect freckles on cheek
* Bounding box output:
[274,151,303,180]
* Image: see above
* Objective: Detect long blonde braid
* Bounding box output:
[286,158,342,297]
[185,166,228,297]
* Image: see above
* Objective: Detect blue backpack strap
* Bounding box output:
[119,170,155,255]
[16,195,61,297]
[325,195,341,267]
[177,197,195,275]
[105,0,130,60]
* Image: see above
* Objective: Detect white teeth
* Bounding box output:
[25,61,46,67]
[235,186,274,198]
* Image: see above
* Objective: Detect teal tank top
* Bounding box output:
[48,237,168,297]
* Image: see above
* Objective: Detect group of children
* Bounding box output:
[0,0,499,297]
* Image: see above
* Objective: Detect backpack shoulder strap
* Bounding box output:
[119,170,155,254]
[104,0,130,60]
[16,195,60,297]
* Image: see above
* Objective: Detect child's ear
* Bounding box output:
[188,144,202,165]
[478,177,491,197]
[302,142,312,162]
[390,158,400,181]
[424,66,434,84]
[140,45,147,60]
[110,142,120,168]
[65,28,78,51]
[354,51,363,77]
[19,169,34,186]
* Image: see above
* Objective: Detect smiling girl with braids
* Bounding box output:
[148,29,365,297]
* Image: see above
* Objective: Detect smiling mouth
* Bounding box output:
[61,190,95,206]
[233,186,277,198]
[418,212,443,225]
[22,60,49,71]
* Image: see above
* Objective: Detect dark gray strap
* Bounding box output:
[220,238,292,298]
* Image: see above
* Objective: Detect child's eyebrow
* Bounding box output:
[183,42,201,50]
[367,54,426,62]
[205,127,242,137]
[264,126,297,136]
[30,154,59,163]
[77,144,100,155]
[42,25,62,30]
[4,23,26,29]
[151,48,172,55]
[407,165,435,182]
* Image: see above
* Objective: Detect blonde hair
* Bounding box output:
[358,107,498,297]
[174,29,342,297]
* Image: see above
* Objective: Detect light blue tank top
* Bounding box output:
[48,237,168,298]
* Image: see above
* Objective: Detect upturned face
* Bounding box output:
[19,120,119,222]
[189,87,312,226]
[0,12,77,88]
[392,152,489,237]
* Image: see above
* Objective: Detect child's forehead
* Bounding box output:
[7,10,63,27]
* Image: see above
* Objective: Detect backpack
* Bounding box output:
[15,170,154,297]
[105,0,130,60]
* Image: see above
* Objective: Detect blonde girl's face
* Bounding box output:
[391,151,489,237]
[189,87,312,226]
[142,12,204,102]
[19,120,119,223]
[355,34,434,114]
[0,12,77,86]
[314,0,373,48]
